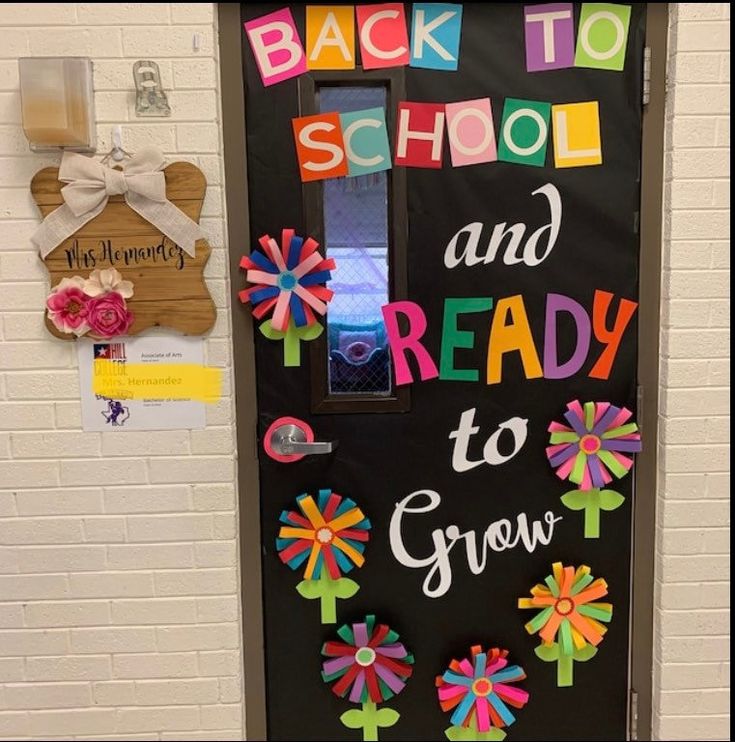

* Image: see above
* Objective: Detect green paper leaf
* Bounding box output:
[375,707,399,728]
[333,577,360,600]
[535,643,560,662]
[445,726,507,741]
[574,644,598,662]
[560,489,589,510]
[341,709,365,730]
[259,319,324,367]
[598,489,625,511]
[295,579,322,599]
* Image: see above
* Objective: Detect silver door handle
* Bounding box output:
[281,438,335,455]
[269,422,338,457]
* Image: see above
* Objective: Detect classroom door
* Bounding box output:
[240,3,646,740]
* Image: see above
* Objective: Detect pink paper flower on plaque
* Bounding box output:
[83,268,134,298]
[46,276,90,335]
[86,292,134,338]
[239,228,336,332]
[546,400,642,489]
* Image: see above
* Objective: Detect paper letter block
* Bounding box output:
[292,112,348,182]
[524,3,575,71]
[356,3,410,69]
[575,3,632,71]
[244,8,307,86]
[410,3,463,71]
[382,301,439,385]
[552,101,602,168]
[340,107,392,176]
[306,6,355,70]
[395,102,445,168]
[498,98,551,167]
[445,98,497,167]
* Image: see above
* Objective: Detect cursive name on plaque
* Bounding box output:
[64,239,187,272]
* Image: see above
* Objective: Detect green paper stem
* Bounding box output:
[361,701,380,742]
[341,702,399,741]
[536,642,598,688]
[561,488,625,539]
[319,584,337,624]
[444,725,507,741]
[295,574,359,624]
[557,653,574,687]
[259,319,323,367]
[584,495,601,538]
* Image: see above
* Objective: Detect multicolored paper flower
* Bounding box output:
[239,228,335,332]
[322,615,413,740]
[436,646,529,740]
[277,490,370,580]
[276,489,370,623]
[546,400,641,489]
[518,563,612,687]
[546,400,642,538]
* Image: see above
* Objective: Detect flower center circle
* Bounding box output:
[580,434,601,454]
[316,527,333,544]
[471,678,493,697]
[67,301,81,315]
[355,647,376,667]
[278,272,297,290]
[555,597,575,616]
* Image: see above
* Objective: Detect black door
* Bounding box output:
[240,3,646,740]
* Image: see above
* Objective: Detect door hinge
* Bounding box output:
[629,688,639,741]
[636,385,644,435]
[642,47,652,106]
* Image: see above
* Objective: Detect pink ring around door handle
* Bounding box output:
[263,416,315,463]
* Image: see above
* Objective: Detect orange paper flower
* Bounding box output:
[518,562,612,656]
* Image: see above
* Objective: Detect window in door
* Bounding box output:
[320,87,391,396]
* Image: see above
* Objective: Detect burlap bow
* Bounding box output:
[32,147,204,258]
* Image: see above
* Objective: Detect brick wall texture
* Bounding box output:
[653,3,730,741]
[0,3,730,741]
[0,4,243,740]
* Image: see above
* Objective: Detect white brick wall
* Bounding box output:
[654,4,731,741]
[0,3,730,741]
[0,4,243,741]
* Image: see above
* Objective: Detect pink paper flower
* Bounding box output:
[86,292,134,338]
[46,276,90,336]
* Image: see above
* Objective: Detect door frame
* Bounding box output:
[217,4,668,739]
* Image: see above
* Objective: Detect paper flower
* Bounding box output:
[276,489,370,623]
[239,228,335,333]
[322,615,413,740]
[519,562,612,686]
[46,276,90,335]
[547,400,641,488]
[86,292,134,338]
[83,268,134,298]
[436,646,529,741]
[546,401,642,538]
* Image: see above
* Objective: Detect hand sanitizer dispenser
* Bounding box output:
[19,57,96,152]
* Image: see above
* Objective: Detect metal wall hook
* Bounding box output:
[100,125,132,165]
[133,60,171,118]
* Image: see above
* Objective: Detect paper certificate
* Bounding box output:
[77,336,207,431]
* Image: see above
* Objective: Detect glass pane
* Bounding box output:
[319,86,392,396]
